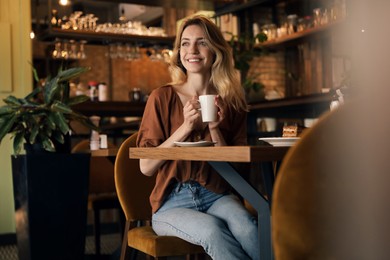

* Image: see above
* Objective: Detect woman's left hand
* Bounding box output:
[208,95,225,130]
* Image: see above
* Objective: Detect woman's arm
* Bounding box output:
[139,97,200,176]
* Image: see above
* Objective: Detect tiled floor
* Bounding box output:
[0,233,122,260]
[0,233,198,260]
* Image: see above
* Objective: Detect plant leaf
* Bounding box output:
[0,106,15,116]
[51,101,73,114]
[68,112,99,131]
[28,61,40,83]
[58,67,90,83]
[0,114,17,142]
[29,124,40,144]
[3,96,22,106]
[46,113,58,130]
[42,137,55,152]
[61,82,70,104]
[52,112,70,134]
[52,130,65,144]
[24,86,42,101]
[67,95,89,106]
[13,131,25,155]
[44,77,60,104]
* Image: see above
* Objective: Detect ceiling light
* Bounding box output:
[59,0,71,6]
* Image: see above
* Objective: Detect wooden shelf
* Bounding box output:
[73,101,145,117]
[256,20,344,48]
[37,28,175,46]
[214,0,273,16]
[248,93,332,118]
[250,93,331,109]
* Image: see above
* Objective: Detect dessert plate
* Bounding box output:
[174,141,217,147]
[258,137,300,147]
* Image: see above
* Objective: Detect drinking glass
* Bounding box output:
[77,40,87,59]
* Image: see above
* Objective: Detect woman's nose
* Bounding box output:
[189,43,199,54]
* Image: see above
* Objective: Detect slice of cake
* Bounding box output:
[283,124,298,137]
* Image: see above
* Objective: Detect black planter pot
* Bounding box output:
[12,153,90,260]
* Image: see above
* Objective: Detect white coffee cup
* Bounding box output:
[199,95,217,122]
[257,117,277,132]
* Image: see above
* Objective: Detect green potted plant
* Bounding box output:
[227,31,267,102]
[1,66,98,260]
[0,66,97,154]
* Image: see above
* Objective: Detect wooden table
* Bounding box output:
[91,148,118,157]
[130,145,290,260]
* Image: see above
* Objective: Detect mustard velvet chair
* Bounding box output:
[72,140,122,256]
[271,105,370,259]
[114,133,205,260]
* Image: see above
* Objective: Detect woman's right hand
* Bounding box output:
[182,96,201,133]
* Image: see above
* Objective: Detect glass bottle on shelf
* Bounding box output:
[88,81,99,101]
[51,9,59,27]
[313,8,322,26]
[287,14,298,34]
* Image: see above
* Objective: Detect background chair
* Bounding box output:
[72,139,122,256]
[114,132,205,260]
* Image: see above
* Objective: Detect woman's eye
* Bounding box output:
[199,41,207,46]
[181,42,189,47]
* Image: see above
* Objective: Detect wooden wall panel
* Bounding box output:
[0,22,12,92]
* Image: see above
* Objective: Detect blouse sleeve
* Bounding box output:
[136,88,167,148]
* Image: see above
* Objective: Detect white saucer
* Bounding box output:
[258,137,300,147]
[174,141,217,147]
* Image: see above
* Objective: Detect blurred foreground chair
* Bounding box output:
[271,109,340,259]
[72,139,122,256]
[114,132,205,260]
[271,104,384,259]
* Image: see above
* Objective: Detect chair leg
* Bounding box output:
[121,221,132,260]
[94,208,101,255]
[118,208,126,238]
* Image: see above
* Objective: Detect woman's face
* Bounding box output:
[179,24,214,75]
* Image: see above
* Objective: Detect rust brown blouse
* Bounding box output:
[137,85,247,213]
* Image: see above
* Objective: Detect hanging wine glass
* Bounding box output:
[52,39,62,59]
[69,39,78,59]
[77,40,87,59]
[61,40,69,59]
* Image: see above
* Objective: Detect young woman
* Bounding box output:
[136,15,259,260]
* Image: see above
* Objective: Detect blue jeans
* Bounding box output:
[152,181,259,260]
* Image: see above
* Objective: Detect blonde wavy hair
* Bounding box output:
[169,15,247,112]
